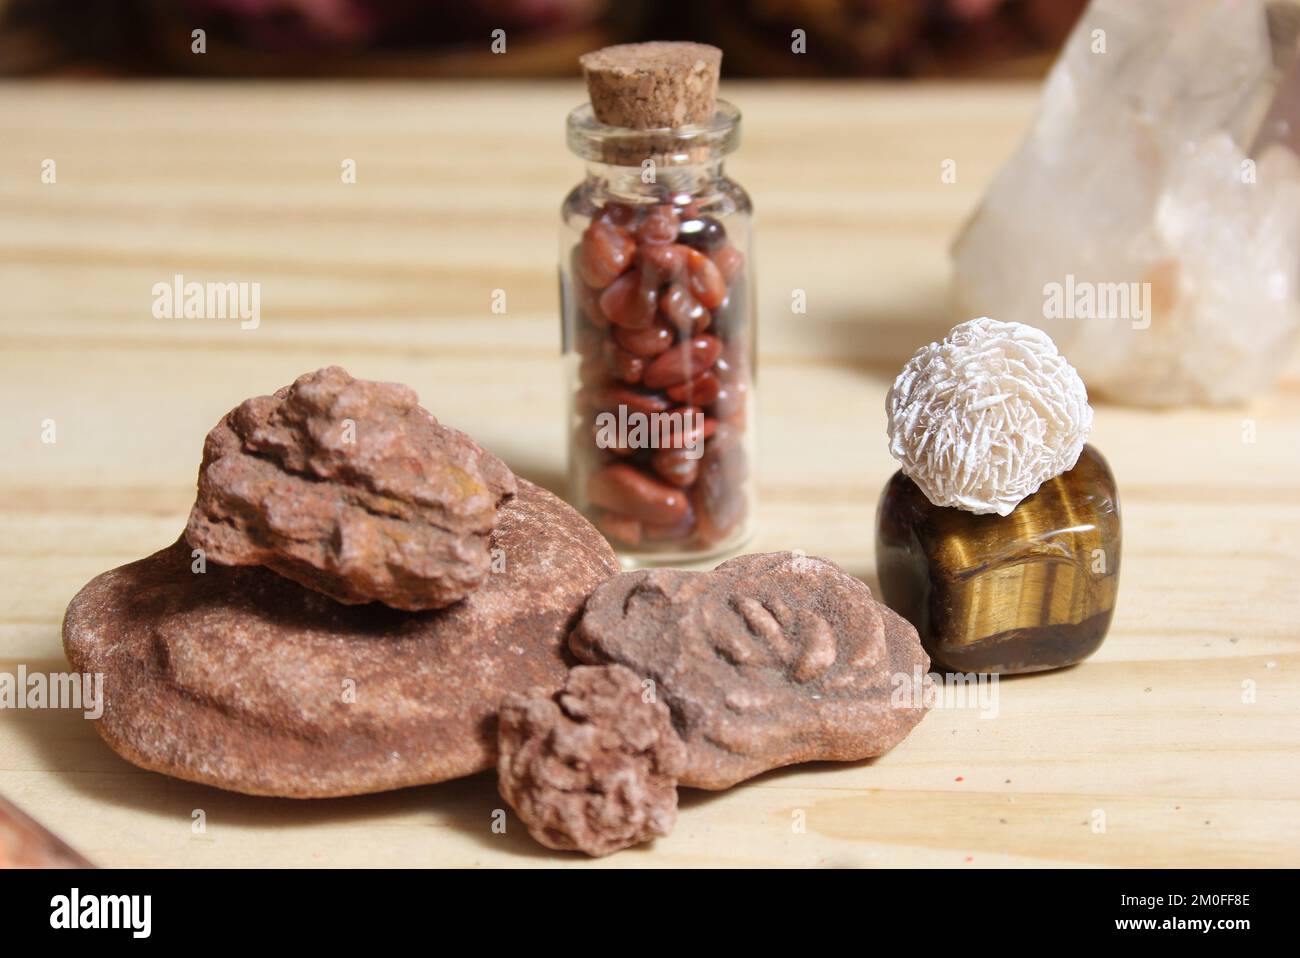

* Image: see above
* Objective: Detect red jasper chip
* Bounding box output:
[710,245,745,284]
[580,221,636,289]
[639,243,688,286]
[598,202,639,229]
[583,385,673,417]
[603,340,645,384]
[579,353,612,388]
[569,198,753,554]
[706,420,743,454]
[659,283,710,336]
[595,510,643,547]
[587,463,690,527]
[663,405,706,451]
[574,324,602,358]
[600,269,658,329]
[643,335,723,390]
[692,444,748,545]
[685,248,726,310]
[650,448,701,488]
[591,424,635,456]
[644,501,697,541]
[666,370,721,405]
[576,282,607,328]
[636,205,680,246]
[711,376,748,419]
[614,319,674,358]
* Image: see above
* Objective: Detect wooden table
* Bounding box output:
[1,81,1297,868]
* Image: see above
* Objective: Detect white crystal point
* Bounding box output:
[951,0,1300,407]
[886,317,1093,516]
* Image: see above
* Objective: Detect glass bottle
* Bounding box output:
[560,99,755,563]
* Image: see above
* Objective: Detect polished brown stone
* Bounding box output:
[875,444,1121,674]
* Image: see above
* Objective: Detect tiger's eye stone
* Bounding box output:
[875,444,1120,675]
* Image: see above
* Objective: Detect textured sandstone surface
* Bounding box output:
[497,665,686,857]
[571,552,931,789]
[64,480,618,798]
[186,366,517,611]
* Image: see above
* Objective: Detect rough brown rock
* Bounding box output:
[63,480,618,798]
[185,366,516,612]
[570,552,931,789]
[497,665,686,857]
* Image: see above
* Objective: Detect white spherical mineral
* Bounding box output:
[886,317,1093,516]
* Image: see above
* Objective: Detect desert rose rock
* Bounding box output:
[497,664,687,857]
[63,480,619,798]
[186,366,516,611]
[570,552,930,789]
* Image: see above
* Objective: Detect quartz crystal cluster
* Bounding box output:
[886,318,1092,516]
[952,0,1300,406]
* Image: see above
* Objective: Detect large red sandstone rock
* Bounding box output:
[64,480,618,798]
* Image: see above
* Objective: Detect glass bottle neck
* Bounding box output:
[583,160,726,204]
[566,99,740,204]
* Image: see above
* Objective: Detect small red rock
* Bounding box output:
[614,319,675,358]
[579,220,636,289]
[650,447,701,487]
[710,244,745,284]
[635,204,681,246]
[685,248,727,309]
[581,385,673,418]
[666,370,721,405]
[587,462,690,526]
[599,269,658,329]
[603,339,646,383]
[597,202,639,229]
[644,334,723,390]
[595,510,643,546]
[659,282,709,335]
[639,243,688,286]
[711,376,748,419]
[497,665,687,857]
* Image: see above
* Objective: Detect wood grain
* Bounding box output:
[0,81,1297,867]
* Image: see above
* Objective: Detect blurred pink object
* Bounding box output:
[0,795,92,868]
[188,0,602,50]
[202,0,378,43]
[946,0,1006,20]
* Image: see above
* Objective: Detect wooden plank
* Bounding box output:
[0,81,1296,867]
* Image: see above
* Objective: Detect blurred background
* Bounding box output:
[0,0,1086,78]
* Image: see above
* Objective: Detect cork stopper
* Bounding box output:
[580,42,722,130]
